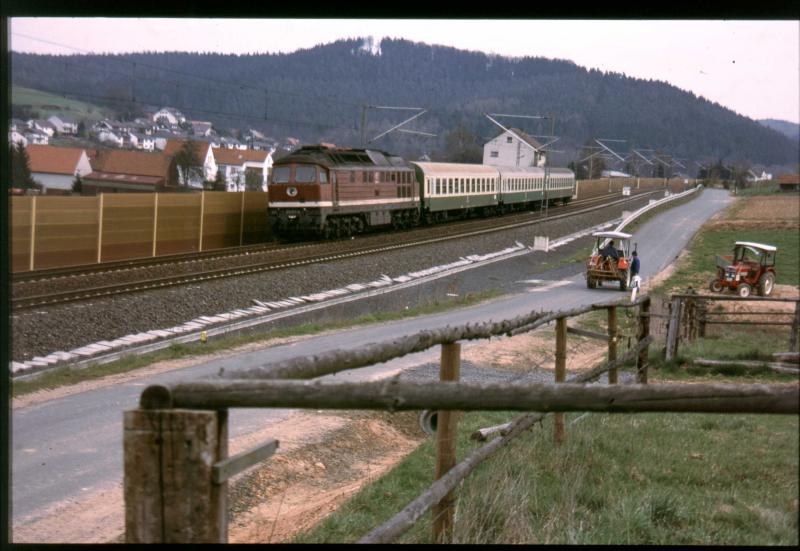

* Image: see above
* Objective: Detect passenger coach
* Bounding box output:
[411,162,501,223]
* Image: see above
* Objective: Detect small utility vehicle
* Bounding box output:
[709,241,777,297]
[586,231,635,291]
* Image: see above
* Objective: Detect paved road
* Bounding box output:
[11,188,732,526]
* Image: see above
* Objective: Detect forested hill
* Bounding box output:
[10,38,798,168]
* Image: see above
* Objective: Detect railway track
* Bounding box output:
[11,190,662,311]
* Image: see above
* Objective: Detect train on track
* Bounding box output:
[268,144,576,238]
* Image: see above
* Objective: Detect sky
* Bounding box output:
[8,18,800,124]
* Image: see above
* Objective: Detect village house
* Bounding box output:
[483,128,547,168]
[152,107,186,127]
[163,139,216,189]
[96,128,124,147]
[25,144,93,194]
[211,147,273,192]
[24,129,50,145]
[9,128,28,147]
[47,115,79,135]
[27,119,56,137]
[133,133,156,152]
[82,149,177,194]
[190,120,215,137]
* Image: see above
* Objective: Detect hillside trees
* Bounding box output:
[9,143,40,190]
[9,41,799,168]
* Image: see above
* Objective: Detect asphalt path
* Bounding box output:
[11,188,732,527]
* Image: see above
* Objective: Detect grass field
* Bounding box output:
[291,188,799,545]
[12,85,114,122]
[295,410,798,544]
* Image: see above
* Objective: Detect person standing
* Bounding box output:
[631,250,640,277]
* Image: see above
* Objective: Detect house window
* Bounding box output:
[506,136,513,143]
[490,151,499,158]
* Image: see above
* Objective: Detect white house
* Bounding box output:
[25,130,50,145]
[483,128,546,168]
[47,115,79,135]
[152,107,186,126]
[164,139,217,188]
[212,147,273,191]
[27,119,56,137]
[96,129,124,147]
[25,144,93,193]
[134,133,156,152]
[190,120,214,137]
[10,129,28,146]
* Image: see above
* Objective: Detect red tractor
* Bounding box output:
[586,231,635,291]
[709,241,777,297]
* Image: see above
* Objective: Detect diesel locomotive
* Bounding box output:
[267,144,575,238]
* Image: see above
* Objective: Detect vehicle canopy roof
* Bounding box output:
[592,231,632,240]
[734,241,777,252]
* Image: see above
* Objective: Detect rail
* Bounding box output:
[123,293,799,543]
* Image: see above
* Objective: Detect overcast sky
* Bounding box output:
[9,18,800,124]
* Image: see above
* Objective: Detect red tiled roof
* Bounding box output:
[25,144,86,175]
[163,139,210,159]
[83,172,164,186]
[91,149,173,178]
[778,173,799,185]
[212,147,268,165]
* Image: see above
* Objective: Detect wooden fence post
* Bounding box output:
[124,408,228,543]
[607,306,618,384]
[96,193,104,264]
[198,191,206,252]
[636,297,651,384]
[554,317,567,444]
[698,299,707,338]
[790,301,800,353]
[239,191,246,246]
[665,296,682,361]
[432,342,460,544]
[29,195,37,271]
[152,193,159,258]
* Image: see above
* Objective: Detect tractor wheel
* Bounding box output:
[586,277,596,289]
[619,270,629,291]
[709,279,724,293]
[737,283,752,298]
[757,273,775,296]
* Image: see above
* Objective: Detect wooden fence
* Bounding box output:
[123,294,798,543]
[10,191,270,272]
[664,292,800,359]
[574,177,694,200]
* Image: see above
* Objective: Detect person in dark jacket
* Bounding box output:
[631,250,640,276]
[599,240,619,261]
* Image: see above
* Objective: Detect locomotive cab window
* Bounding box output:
[320,170,328,184]
[295,165,317,183]
[272,166,291,184]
